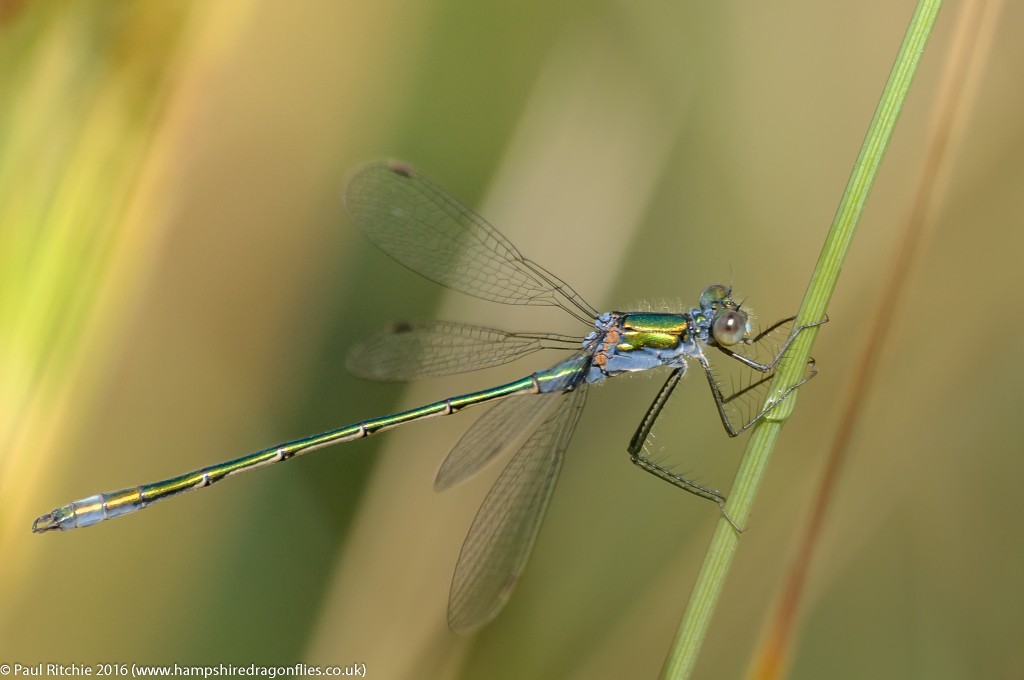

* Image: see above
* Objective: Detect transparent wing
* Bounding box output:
[447,386,588,634]
[345,162,597,322]
[434,392,554,491]
[346,321,579,381]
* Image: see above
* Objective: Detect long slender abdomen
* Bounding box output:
[32,375,541,533]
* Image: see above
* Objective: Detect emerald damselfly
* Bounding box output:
[33,161,822,633]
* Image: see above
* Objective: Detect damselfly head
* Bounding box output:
[699,284,750,346]
[698,283,733,310]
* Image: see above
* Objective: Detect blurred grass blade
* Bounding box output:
[0,3,199,558]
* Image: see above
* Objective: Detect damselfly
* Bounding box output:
[33,161,823,633]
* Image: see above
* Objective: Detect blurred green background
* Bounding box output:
[2,1,1022,678]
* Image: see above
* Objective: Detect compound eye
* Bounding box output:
[699,284,731,309]
[712,310,746,346]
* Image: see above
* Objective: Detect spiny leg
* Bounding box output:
[716,316,827,372]
[627,368,741,532]
[699,350,818,437]
[622,317,826,531]
[704,313,826,434]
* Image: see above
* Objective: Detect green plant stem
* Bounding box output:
[659,2,943,678]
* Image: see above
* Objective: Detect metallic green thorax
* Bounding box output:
[616,313,690,351]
